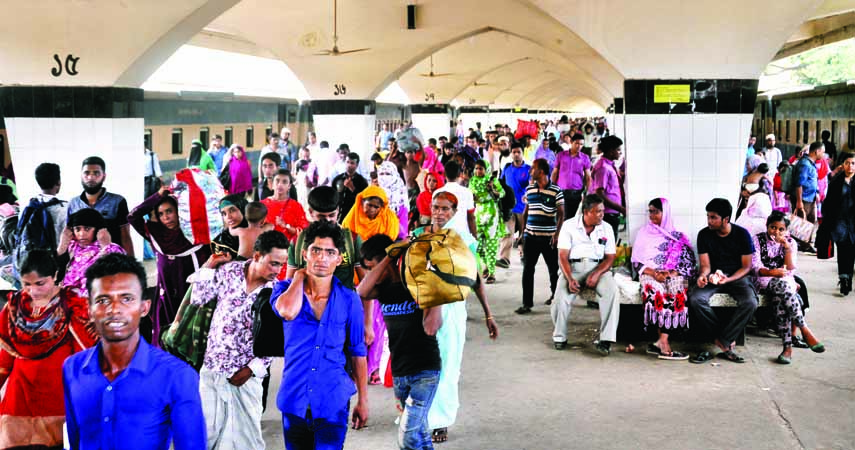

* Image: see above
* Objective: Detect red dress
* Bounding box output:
[0,288,98,449]
[261,197,309,241]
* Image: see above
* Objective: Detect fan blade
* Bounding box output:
[420,72,455,77]
[314,50,333,55]
[334,47,371,55]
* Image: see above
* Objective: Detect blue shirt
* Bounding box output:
[744,145,755,176]
[62,339,206,450]
[208,147,227,173]
[796,155,818,202]
[270,276,367,424]
[502,162,531,214]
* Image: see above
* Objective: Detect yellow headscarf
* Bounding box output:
[342,185,400,241]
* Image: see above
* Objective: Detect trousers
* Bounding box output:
[282,409,348,450]
[199,367,265,450]
[562,189,583,220]
[393,370,440,450]
[551,262,619,343]
[688,277,758,348]
[522,235,559,308]
[499,212,524,261]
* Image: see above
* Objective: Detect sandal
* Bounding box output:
[810,342,826,353]
[368,371,382,385]
[658,351,689,361]
[792,336,809,349]
[716,350,746,363]
[486,275,496,284]
[689,351,714,364]
[432,427,448,443]
[776,353,792,365]
[646,344,662,356]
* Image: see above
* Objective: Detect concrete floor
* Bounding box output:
[241,252,854,450]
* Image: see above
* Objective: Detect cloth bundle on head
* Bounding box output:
[341,185,399,241]
[376,161,407,213]
[631,198,690,271]
[171,168,225,245]
[68,208,106,230]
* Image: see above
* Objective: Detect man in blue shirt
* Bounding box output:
[208,134,228,173]
[794,141,824,226]
[63,253,205,450]
[743,135,756,177]
[498,143,531,268]
[271,221,369,449]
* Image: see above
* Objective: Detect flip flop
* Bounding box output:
[658,351,690,361]
[776,353,792,365]
[792,337,809,349]
[646,344,662,356]
[810,342,826,353]
[716,350,746,363]
[432,428,448,443]
[689,351,714,364]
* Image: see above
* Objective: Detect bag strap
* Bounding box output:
[149,236,203,271]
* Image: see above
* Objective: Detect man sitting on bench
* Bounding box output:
[689,198,758,364]
[551,194,619,356]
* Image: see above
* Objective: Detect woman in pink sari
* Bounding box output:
[631,198,697,360]
[224,144,253,196]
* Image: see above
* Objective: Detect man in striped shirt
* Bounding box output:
[516,158,565,314]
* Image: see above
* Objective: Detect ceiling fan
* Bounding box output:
[472,81,491,87]
[314,0,370,56]
[419,55,455,78]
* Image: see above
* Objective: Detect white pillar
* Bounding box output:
[1,86,146,256]
[310,100,377,173]
[410,104,451,141]
[623,80,758,247]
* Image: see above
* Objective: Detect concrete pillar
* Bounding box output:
[0,86,146,255]
[623,79,758,245]
[309,100,377,173]
[410,104,451,141]
[611,98,625,141]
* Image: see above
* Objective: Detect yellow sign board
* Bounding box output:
[653,84,691,103]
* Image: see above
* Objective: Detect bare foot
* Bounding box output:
[625,343,635,353]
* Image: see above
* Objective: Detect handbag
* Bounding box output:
[787,213,815,243]
[161,286,217,371]
[251,287,284,357]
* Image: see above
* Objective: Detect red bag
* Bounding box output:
[515,119,538,139]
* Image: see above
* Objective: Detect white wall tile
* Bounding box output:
[692,115,717,148]
[644,114,669,151]
[625,115,646,149]
[669,147,693,180]
[53,119,74,150]
[716,148,744,181]
[716,115,741,150]
[693,148,718,181]
[669,115,692,149]
[6,118,35,148]
[740,114,755,142]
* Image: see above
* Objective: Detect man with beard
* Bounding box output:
[63,253,206,450]
[190,230,288,449]
[67,156,134,256]
[762,134,783,180]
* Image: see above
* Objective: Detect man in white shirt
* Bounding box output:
[552,194,618,355]
[433,160,477,237]
[762,133,783,179]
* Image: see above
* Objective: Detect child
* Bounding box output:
[232,201,273,259]
[59,208,125,297]
[261,169,308,242]
[773,161,791,213]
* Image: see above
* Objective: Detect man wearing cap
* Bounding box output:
[280,127,299,168]
[762,134,783,179]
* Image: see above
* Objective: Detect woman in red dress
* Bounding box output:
[0,250,98,449]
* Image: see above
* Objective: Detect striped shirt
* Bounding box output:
[524,182,564,237]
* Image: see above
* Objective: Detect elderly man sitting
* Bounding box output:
[551,194,619,355]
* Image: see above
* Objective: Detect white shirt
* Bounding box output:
[434,181,475,226]
[764,146,783,177]
[557,215,616,260]
[143,150,162,177]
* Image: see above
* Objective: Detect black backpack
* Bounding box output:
[251,287,284,357]
[13,197,63,269]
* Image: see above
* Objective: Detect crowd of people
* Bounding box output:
[0,113,847,450]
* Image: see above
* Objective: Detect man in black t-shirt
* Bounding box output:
[688,198,758,364]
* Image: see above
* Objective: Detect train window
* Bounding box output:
[171,129,183,155]
[786,121,790,141]
[265,125,273,139]
[144,129,152,151]
[224,127,233,147]
[796,121,800,143]
[816,121,821,141]
[849,121,855,150]
[199,127,210,147]
[246,126,254,148]
[777,121,782,136]
[832,121,838,143]
[803,121,808,144]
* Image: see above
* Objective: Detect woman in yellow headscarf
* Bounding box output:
[342,185,400,241]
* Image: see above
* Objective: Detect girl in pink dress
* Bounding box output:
[58,208,125,297]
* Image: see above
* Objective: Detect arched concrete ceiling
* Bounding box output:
[528,0,828,79]
[492,71,565,107]
[395,29,611,108]
[206,0,623,103]
[0,0,240,86]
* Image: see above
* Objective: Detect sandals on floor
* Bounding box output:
[646,344,662,356]
[432,428,448,443]
[486,275,496,284]
[659,351,689,360]
[716,350,746,363]
[689,351,714,364]
[776,353,792,365]
[810,342,826,353]
[792,336,809,349]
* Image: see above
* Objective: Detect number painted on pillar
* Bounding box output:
[333,84,347,96]
[424,93,435,102]
[51,54,80,77]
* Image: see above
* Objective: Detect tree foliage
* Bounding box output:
[789,39,855,86]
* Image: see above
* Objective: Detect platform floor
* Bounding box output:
[151,250,854,450]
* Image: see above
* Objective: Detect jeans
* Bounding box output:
[603,213,620,240]
[522,235,560,308]
[562,189,583,220]
[393,370,441,450]
[283,408,349,450]
[836,238,855,279]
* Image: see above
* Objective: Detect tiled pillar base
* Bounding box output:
[310,100,376,173]
[410,104,451,141]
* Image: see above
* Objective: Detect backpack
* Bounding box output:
[498,176,516,222]
[0,207,19,255]
[779,164,797,195]
[386,229,477,309]
[13,197,63,269]
[251,287,282,357]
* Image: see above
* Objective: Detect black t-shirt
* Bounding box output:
[697,224,755,276]
[332,172,368,221]
[376,280,441,377]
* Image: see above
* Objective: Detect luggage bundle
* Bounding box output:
[387,228,478,309]
[171,168,225,245]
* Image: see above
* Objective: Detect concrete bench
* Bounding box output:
[579,272,769,345]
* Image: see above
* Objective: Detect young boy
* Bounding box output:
[232,201,273,258]
[261,169,308,242]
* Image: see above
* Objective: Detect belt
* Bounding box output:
[570,258,601,263]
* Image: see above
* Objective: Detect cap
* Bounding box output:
[281,127,292,135]
[765,133,775,140]
[497,136,510,143]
